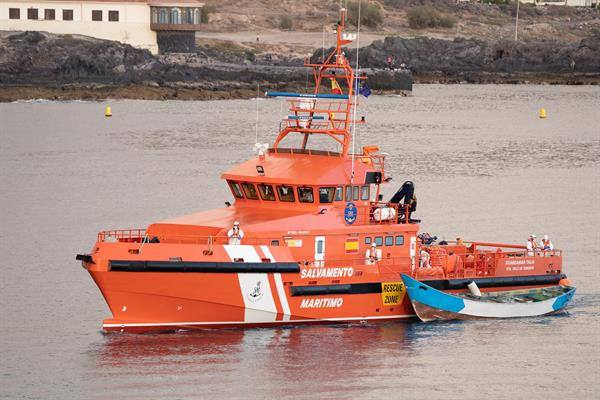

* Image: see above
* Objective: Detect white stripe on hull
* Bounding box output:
[260,245,291,322]
[103,314,415,328]
[224,245,278,323]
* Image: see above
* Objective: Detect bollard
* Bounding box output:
[539,108,546,119]
[105,106,112,117]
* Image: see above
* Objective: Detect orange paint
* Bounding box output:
[78,8,570,333]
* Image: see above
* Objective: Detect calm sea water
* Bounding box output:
[1,85,599,399]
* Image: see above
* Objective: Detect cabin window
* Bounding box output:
[395,235,404,246]
[298,187,314,203]
[44,9,55,20]
[277,185,295,202]
[319,187,336,203]
[374,236,383,246]
[345,185,352,202]
[27,8,38,19]
[271,240,280,246]
[241,183,259,200]
[92,10,102,21]
[353,186,360,201]
[229,181,243,198]
[385,236,394,246]
[364,237,372,245]
[62,9,73,20]
[361,185,370,200]
[108,10,119,22]
[335,186,343,201]
[9,8,20,19]
[258,184,276,201]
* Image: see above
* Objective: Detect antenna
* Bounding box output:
[350,0,361,184]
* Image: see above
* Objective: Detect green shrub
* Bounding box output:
[347,1,383,28]
[279,15,293,30]
[200,5,217,23]
[407,5,457,29]
[245,49,256,62]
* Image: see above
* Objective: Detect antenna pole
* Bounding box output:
[350,0,361,184]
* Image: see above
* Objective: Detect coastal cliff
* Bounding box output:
[0,29,598,102]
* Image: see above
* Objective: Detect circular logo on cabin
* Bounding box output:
[344,202,357,225]
[247,281,264,303]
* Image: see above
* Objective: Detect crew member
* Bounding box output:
[526,234,539,256]
[365,242,381,265]
[419,248,431,269]
[541,235,554,251]
[227,221,244,245]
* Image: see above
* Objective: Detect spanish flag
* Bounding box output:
[331,78,343,95]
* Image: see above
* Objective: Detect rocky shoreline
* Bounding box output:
[1,30,598,102]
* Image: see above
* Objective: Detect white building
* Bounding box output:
[0,0,204,54]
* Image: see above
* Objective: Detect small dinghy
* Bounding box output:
[401,274,575,322]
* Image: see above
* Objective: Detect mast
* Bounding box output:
[269,7,365,157]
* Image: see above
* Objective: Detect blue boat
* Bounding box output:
[401,274,576,322]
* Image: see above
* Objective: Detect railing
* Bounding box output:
[285,98,353,131]
[98,229,285,246]
[98,229,146,243]
[422,242,562,279]
[356,202,411,225]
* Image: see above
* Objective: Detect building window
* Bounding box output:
[44,9,55,20]
[27,8,38,20]
[108,10,119,22]
[9,8,20,19]
[62,9,73,21]
[193,8,200,24]
[158,8,168,24]
[92,10,102,21]
[171,8,181,24]
[183,8,193,24]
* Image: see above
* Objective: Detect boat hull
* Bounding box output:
[89,267,570,332]
[402,274,576,322]
[90,269,416,332]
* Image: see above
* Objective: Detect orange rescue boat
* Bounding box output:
[77,8,570,332]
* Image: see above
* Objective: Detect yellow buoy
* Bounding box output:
[105,106,112,117]
[539,108,546,119]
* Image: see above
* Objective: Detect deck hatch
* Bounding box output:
[109,260,300,273]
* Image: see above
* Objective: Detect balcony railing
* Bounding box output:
[151,6,202,31]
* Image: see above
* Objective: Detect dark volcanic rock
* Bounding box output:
[0,31,412,92]
[345,33,600,75]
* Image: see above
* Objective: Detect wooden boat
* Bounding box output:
[402,274,576,322]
